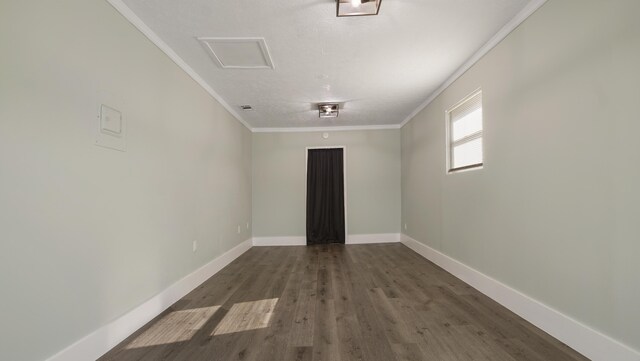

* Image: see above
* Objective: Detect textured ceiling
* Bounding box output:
[120,0,532,129]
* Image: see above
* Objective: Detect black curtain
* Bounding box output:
[306,148,345,245]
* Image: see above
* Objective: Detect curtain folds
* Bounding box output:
[306,148,345,245]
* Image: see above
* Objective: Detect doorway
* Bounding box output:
[306,147,346,245]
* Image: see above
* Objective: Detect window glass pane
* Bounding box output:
[452,137,482,169]
[452,108,482,141]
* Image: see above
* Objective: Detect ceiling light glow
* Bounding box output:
[318,103,339,118]
[337,0,381,17]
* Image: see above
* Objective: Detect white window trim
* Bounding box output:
[445,88,484,173]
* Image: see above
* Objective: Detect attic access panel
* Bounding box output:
[199,37,275,69]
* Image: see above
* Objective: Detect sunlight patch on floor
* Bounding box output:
[212,298,279,335]
[126,306,220,349]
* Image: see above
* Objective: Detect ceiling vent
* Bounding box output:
[199,37,275,69]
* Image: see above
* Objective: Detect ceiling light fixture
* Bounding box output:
[337,0,381,17]
[318,103,339,118]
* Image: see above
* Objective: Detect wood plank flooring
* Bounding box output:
[99,244,588,361]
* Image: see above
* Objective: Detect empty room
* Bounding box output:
[1,0,639,360]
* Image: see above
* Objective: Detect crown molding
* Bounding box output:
[399,0,549,128]
[251,124,401,133]
[108,0,548,133]
[106,0,253,131]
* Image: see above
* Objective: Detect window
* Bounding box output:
[447,89,483,172]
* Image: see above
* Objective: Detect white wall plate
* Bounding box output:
[96,104,126,151]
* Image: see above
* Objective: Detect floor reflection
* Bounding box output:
[212,298,279,335]
[126,306,220,348]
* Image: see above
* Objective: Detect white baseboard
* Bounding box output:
[252,233,401,246]
[400,234,640,361]
[347,233,400,244]
[46,239,253,361]
[252,236,306,246]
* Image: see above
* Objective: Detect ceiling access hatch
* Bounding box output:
[199,37,275,69]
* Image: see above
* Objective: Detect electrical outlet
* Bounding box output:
[192,240,198,252]
[237,225,241,234]
[404,223,407,230]
[246,222,250,230]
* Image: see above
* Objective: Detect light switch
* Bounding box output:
[100,105,122,135]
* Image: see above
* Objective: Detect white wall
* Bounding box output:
[253,130,401,238]
[0,1,252,360]
[401,0,640,354]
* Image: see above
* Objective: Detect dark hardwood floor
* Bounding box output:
[99,244,588,361]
